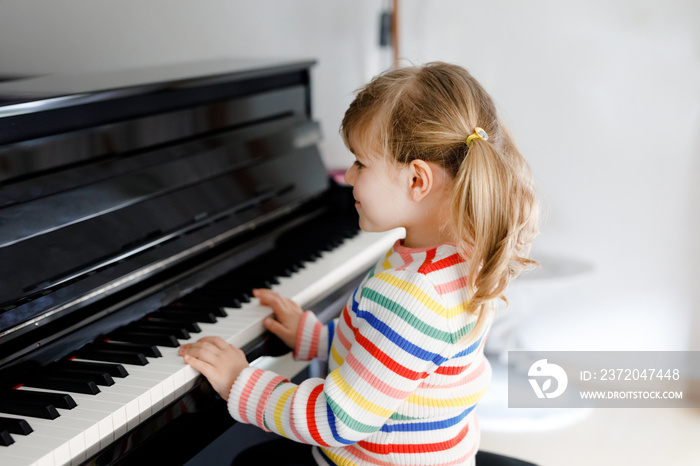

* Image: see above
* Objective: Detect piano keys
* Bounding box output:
[0,59,404,465]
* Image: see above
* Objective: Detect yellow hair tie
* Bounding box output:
[466,127,488,148]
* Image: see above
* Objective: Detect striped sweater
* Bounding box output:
[228,239,493,465]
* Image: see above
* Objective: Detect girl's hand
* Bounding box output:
[178,336,248,401]
[253,288,303,349]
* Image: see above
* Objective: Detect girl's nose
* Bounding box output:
[344,165,356,186]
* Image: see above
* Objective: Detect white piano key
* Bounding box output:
[17,414,98,466]
[97,376,154,420]
[191,230,402,347]
[96,384,146,431]
[15,386,125,448]
[7,431,67,466]
[71,360,171,416]
[0,230,403,466]
[281,229,402,307]
[0,449,52,466]
[0,454,42,466]
[62,401,124,447]
[14,423,84,466]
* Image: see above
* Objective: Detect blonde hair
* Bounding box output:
[341,62,539,344]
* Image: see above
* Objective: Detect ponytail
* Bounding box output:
[451,133,539,345]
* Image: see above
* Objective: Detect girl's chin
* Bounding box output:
[357,218,393,233]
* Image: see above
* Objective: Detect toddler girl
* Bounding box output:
[178,62,539,465]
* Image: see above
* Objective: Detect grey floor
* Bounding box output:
[479,407,700,466]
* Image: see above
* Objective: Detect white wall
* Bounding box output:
[399,0,700,352]
[0,0,393,170]
[0,1,698,352]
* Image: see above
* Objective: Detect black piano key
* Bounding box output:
[145,313,200,325]
[176,293,242,309]
[150,309,217,324]
[0,430,13,446]
[45,367,115,387]
[24,376,100,395]
[93,341,162,358]
[227,298,242,309]
[108,331,180,348]
[0,417,33,435]
[55,360,129,378]
[241,280,266,291]
[128,321,194,338]
[164,304,227,318]
[2,389,76,409]
[181,293,241,307]
[0,400,60,419]
[145,317,201,333]
[76,348,149,366]
[164,327,191,339]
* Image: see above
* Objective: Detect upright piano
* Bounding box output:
[0,59,402,465]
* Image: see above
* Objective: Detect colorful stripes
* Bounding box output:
[294,310,323,360]
[302,384,328,447]
[361,288,454,342]
[274,387,297,437]
[406,386,489,408]
[226,240,492,465]
[379,406,474,432]
[358,421,470,454]
[372,272,471,320]
[228,368,289,432]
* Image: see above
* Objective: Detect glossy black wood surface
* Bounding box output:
[0,59,314,146]
[0,59,372,466]
[0,58,323,354]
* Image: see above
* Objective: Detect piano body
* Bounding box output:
[0,59,402,465]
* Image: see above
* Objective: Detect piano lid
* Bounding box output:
[0,58,317,147]
[0,58,316,115]
[0,58,327,343]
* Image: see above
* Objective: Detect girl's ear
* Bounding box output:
[407,159,434,202]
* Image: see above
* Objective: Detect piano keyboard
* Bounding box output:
[0,228,404,466]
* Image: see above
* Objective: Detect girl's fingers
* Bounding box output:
[263,317,287,336]
[179,341,222,363]
[180,338,246,362]
[183,353,214,378]
[255,290,291,317]
[197,336,228,351]
[255,289,284,308]
[254,289,302,349]
[184,346,218,364]
[255,289,299,312]
[253,288,276,299]
[178,337,249,401]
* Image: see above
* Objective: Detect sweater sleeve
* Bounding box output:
[228,271,451,446]
[293,311,334,362]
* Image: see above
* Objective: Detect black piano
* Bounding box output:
[0,59,401,465]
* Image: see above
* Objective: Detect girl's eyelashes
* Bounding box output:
[353,160,365,169]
